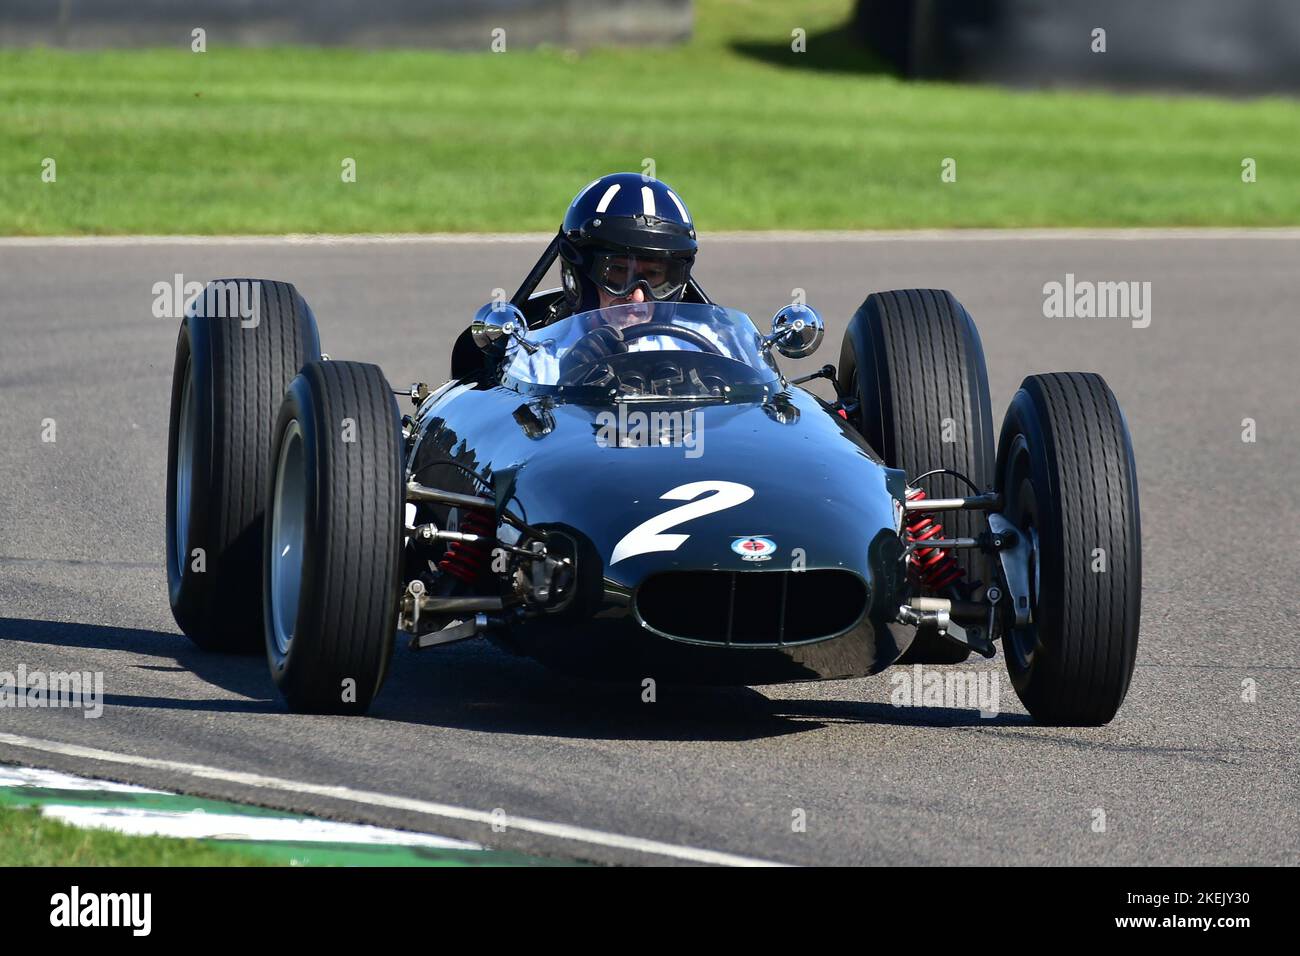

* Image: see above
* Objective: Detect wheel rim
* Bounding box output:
[270,420,307,658]
[174,359,196,573]
[1002,435,1041,673]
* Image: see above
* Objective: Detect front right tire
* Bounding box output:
[264,360,404,714]
[839,288,997,664]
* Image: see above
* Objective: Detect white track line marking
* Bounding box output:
[0,765,163,794]
[3,228,1300,247]
[0,733,785,866]
[1,764,481,849]
[39,805,482,849]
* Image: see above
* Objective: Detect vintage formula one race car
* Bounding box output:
[166,264,1141,725]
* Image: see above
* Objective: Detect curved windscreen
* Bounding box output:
[502,302,780,400]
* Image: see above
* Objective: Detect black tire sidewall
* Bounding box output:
[995,387,1062,699]
[263,373,324,696]
[841,289,996,665]
[166,315,219,634]
[164,280,322,653]
[995,374,1141,724]
[263,362,402,714]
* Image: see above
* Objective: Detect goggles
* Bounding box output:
[588,252,690,300]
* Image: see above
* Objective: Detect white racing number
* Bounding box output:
[610,481,754,565]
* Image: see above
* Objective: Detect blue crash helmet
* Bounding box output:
[558,173,697,312]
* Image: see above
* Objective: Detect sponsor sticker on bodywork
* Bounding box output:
[731,536,776,561]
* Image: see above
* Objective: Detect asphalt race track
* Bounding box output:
[1,232,1297,866]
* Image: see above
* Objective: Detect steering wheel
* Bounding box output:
[621,323,722,354]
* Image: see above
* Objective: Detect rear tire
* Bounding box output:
[839,289,996,664]
[996,373,1141,725]
[264,361,403,715]
[166,279,321,652]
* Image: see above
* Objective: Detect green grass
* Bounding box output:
[0,797,563,867]
[0,804,268,866]
[2,0,1298,234]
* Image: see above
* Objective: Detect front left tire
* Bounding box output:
[166,279,321,652]
[996,372,1141,725]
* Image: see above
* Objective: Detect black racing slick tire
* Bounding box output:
[839,289,996,664]
[996,373,1141,726]
[166,279,322,652]
[264,361,403,715]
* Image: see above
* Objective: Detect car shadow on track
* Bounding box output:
[0,616,276,713]
[0,617,1034,739]
[764,698,1035,729]
[370,641,1036,739]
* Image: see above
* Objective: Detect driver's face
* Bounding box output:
[598,281,649,317]
[600,254,673,295]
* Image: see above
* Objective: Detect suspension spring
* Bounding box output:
[904,488,966,591]
[438,509,497,585]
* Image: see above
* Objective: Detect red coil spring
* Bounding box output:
[904,488,966,591]
[438,509,497,585]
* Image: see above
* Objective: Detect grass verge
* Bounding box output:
[2,0,1297,234]
[0,803,266,866]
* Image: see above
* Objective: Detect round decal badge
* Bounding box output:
[731,536,777,562]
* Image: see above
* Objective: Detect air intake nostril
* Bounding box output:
[635,570,868,647]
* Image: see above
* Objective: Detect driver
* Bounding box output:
[558,171,697,316]
[551,172,724,371]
